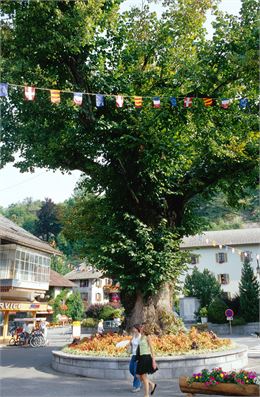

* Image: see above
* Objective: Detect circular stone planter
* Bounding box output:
[52,345,248,380]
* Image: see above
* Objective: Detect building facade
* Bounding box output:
[181,228,260,298]
[0,215,59,342]
[65,263,116,308]
[49,269,75,299]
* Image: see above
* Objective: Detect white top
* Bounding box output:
[131,335,141,355]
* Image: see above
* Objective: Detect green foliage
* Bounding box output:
[51,256,72,276]
[35,198,62,242]
[100,305,119,321]
[81,317,97,328]
[239,260,260,322]
[2,198,41,234]
[184,267,221,308]
[232,317,246,326]
[51,289,69,320]
[207,298,228,324]
[66,290,85,320]
[85,303,110,319]
[199,307,208,317]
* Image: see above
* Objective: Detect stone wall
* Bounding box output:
[207,322,260,336]
[52,345,248,380]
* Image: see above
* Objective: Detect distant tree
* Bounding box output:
[239,260,260,322]
[184,267,221,308]
[51,256,72,276]
[66,291,85,321]
[35,198,61,241]
[3,198,41,234]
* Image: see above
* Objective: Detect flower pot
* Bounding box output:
[201,316,208,324]
[179,376,260,396]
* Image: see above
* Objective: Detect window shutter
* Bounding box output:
[216,253,219,263]
[224,253,228,262]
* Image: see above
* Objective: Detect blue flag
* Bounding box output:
[170,97,177,107]
[96,94,104,108]
[0,83,8,97]
[239,98,249,109]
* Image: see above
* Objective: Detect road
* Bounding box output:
[0,329,259,397]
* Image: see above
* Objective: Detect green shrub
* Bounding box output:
[232,317,246,326]
[208,298,228,323]
[81,318,97,328]
[199,307,208,317]
[100,305,117,320]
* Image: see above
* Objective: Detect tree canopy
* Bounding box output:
[1,0,258,326]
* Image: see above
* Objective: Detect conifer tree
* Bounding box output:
[239,259,260,322]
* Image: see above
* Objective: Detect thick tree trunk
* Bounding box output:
[123,283,174,333]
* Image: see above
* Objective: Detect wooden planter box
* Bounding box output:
[179,376,260,396]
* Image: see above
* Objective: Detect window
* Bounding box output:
[80,280,89,287]
[95,279,102,288]
[222,291,231,300]
[240,251,253,262]
[216,252,228,264]
[218,274,230,285]
[81,293,88,301]
[96,293,101,302]
[190,255,199,265]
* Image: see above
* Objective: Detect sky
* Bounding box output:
[0,0,241,208]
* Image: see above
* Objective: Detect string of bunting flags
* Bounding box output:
[198,234,260,264]
[0,82,250,110]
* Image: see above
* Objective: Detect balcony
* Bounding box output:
[0,244,50,292]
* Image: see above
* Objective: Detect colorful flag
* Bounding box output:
[96,94,104,108]
[0,83,8,97]
[170,97,177,107]
[184,97,193,108]
[24,86,36,101]
[134,96,142,108]
[152,97,160,108]
[203,98,213,107]
[73,92,83,106]
[221,98,230,109]
[239,98,248,109]
[116,95,124,108]
[50,89,60,104]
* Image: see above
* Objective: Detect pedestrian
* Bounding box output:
[97,319,104,335]
[135,324,158,397]
[128,325,142,393]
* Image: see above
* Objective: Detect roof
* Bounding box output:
[64,262,103,281]
[0,214,61,255]
[49,270,76,288]
[181,228,260,249]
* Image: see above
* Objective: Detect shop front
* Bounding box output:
[0,300,50,343]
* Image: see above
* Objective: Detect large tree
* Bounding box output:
[239,259,260,322]
[0,0,258,329]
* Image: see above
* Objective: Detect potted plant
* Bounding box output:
[199,307,208,324]
[179,368,260,396]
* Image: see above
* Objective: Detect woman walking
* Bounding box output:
[135,324,158,397]
[129,325,142,393]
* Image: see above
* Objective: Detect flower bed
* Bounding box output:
[179,368,260,396]
[63,328,232,357]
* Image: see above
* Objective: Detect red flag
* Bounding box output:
[24,86,36,101]
[184,97,193,108]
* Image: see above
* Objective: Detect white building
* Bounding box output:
[181,228,260,298]
[64,263,114,307]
